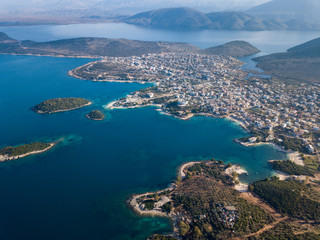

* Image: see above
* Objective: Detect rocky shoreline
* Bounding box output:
[0,143,55,162]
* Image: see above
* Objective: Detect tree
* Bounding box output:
[178,221,190,236]
[248,185,254,192]
[176,176,182,185]
[154,194,160,202]
[194,226,202,238]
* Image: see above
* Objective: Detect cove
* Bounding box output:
[0,53,287,240]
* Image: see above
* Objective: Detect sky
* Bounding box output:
[0,0,271,13]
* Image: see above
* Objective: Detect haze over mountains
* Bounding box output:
[0,0,269,14]
[247,0,320,22]
[1,0,320,31]
[123,0,320,31]
[123,7,320,31]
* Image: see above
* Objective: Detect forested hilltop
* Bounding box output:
[32,98,91,114]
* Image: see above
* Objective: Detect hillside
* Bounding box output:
[206,12,286,31]
[0,32,262,59]
[202,41,260,57]
[248,0,320,22]
[122,7,320,31]
[0,32,200,58]
[124,7,212,30]
[254,37,320,82]
[0,32,17,42]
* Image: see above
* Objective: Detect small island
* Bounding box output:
[86,110,105,121]
[32,97,92,114]
[0,142,54,161]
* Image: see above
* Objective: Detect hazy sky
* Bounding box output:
[0,0,271,12]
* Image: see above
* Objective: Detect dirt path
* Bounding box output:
[240,192,288,238]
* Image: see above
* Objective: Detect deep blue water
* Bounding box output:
[0,24,300,239]
[0,54,286,240]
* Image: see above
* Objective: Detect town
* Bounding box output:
[70,52,320,157]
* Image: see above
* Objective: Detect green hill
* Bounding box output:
[203,41,260,57]
[32,98,91,114]
[254,37,320,82]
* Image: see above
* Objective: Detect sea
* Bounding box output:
[0,23,319,240]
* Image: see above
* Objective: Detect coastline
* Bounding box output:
[128,160,253,238]
[128,160,201,218]
[105,100,294,161]
[225,164,249,192]
[0,143,55,162]
[0,52,100,59]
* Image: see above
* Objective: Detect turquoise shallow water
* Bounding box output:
[0,54,287,239]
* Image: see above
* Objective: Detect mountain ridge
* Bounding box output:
[254,37,320,83]
[0,32,260,58]
[122,7,320,31]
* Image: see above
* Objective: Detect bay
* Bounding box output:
[0,23,304,239]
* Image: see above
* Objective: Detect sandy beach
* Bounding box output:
[288,152,304,166]
[225,165,249,192]
[179,161,201,178]
[225,164,248,176]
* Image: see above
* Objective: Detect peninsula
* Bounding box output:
[130,160,320,239]
[0,32,259,59]
[86,110,105,121]
[32,97,92,114]
[0,142,54,161]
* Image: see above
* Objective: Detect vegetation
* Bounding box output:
[303,155,320,171]
[161,202,172,213]
[0,142,51,157]
[32,97,91,114]
[249,221,320,240]
[254,37,320,83]
[270,160,315,176]
[143,200,155,210]
[273,135,309,153]
[149,235,177,240]
[203,40,260,57]
[172,161,274,239]
[86,110,104,120]
[0,32,199,58]
[251,179,320,221]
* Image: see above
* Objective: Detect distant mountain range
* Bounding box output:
[123,0,320,31]
[254,37,320,82]
[247,0,320,22]
[0,32,260,58]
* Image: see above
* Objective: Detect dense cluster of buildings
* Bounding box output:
[84,53,320,154]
